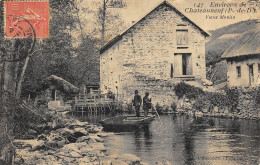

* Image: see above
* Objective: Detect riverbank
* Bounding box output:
[0,105,173,165]
[7,109,151,165]
[156,83,260,120]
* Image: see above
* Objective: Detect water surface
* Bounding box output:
[79,114,260,165]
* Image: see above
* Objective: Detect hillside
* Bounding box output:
[206,19,260,83]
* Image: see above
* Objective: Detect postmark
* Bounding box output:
[4,0,49,38]
[2,16,36,62]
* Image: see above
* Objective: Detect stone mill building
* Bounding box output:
[99,1,210,105]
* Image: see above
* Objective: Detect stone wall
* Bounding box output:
[100,3,207,104]
[235,88,260,119]
[227,56,260,87]
[175,85,260,119]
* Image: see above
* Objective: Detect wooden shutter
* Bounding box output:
[174,54,182,76]
[176,30,188,45]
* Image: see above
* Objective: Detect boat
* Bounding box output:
[100,115,155,131]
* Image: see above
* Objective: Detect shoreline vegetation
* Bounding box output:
[154,82,260,120]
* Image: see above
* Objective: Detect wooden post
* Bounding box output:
[54,90,57,101]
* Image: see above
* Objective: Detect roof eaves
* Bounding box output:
[222,53,260,59]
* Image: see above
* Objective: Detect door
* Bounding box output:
[174,54,182,76]
[249,64,254,86]
[174,53,192,76]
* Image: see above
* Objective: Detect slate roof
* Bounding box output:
[99,0,210,54]
[221,27,260,59]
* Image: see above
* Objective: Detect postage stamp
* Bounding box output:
[4,0,49,38]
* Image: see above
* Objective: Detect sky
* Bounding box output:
[109,0,260,31]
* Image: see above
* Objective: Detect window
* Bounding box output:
[176,29,188,45]
[174,53,192,76]
[236,66,241,78]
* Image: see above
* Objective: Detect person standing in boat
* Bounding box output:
[133,90,142,117]
[143,92,152,118]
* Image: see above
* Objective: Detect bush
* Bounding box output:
[255,87,260,106]
[192,95,210,111]
[174,82,204,99]
[171,102,177,111]
[225,88,239,112]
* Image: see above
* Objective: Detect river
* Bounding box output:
[78,114,260,165]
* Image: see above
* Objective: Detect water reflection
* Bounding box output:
[79,114,260,165]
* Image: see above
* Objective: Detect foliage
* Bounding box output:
[174,82,239,112]
[255,87,260,106]
[224,88,240,112]
[22,0,99,97]
[171,101,176,111]
[174,82,204,99]
[192,95,210,111]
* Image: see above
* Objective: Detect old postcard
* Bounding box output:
[0,0,259,164]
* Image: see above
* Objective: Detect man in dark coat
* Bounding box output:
[143,92,151,117]
[133,90,142,117]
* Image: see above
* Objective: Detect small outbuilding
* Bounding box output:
[35,75,79,106]
[221,28,260,87]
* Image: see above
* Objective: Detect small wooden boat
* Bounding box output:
[100,115,155,131]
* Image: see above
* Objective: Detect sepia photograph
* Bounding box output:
[0,0,260,164]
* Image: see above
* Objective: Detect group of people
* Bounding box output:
[132,90,152,117]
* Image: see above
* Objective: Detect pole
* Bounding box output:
[152,104,162,124]
[101,0,108,47]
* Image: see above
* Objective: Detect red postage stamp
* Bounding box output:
[4,1,49,38]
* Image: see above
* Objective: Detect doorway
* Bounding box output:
[174,53,192,76]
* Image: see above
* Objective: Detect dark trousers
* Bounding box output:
[143,108,148,117]
[135,106,140,117]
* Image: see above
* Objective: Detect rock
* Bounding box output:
[76,136,90,143]
[96,132,113,137]
[88,134,104,143]
[73,127,88,136]
[108,154,141,164]
[88,138,97,144]
[88,126,102,133]
[78,156,91,164]
[59,143,81,154]
[99,157,113,165]
[69,121,89,128]
[46,132,63,142]
[202,79,213,86]
[224,109,229,114]
[28,129,37,135]
[33,159,48,165]
[202,108,208,113]
[69,151,83,158]
[56,128,74,136]
[156,160,172,165]
[14,139,44,151]
[120,154,141,162]
[43,155,57,163]
[213,106,219,113]
[58,155,76,163]
[111,159,128,165]
[89,143,106,151]
[38,134,47,140]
